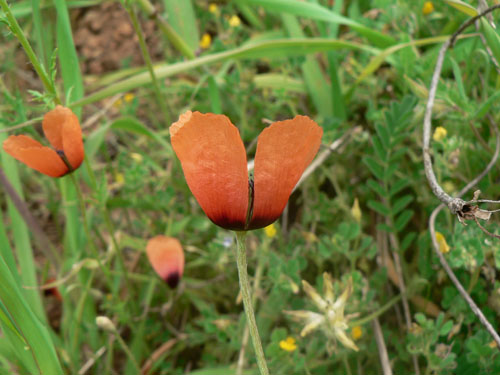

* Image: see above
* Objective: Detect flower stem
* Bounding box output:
[235,231,270,375]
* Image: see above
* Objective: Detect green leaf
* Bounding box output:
[440,320,453,336]
[444,0,478,16]
[450,57,467,104]
[480,18,500,69]
[389,179,409,197]
[392,195,414,215]
[368,200,391,216]
[375,123,390,150]
[395,209,414,232]
[363,156,384,181]
[372,137,386,161]
[401,232,416,252]
[384,163,398,182]
[367,179,386,197]
[72,38,375,108]
[471,90,500,120]
[207,76,222,114]
[240,0,395,47]
[163,0,199,52]
[111,117,172,154]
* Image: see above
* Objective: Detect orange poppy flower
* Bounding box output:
[146,236,185,288]
[2,106,84,177]
[170,111,323,230]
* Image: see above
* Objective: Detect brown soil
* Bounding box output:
[73,2,164,75]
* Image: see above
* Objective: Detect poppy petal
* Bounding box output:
[42,106,84,170]
[146,236,185,288]
[3,135,69,177]
[250,116,322,229]
[170,111,249,230]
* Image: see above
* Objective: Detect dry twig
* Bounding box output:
[424,5,500,345]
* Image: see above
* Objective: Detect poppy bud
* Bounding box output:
[146,236,184,288]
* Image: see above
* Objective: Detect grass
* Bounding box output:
[1,0,500,374]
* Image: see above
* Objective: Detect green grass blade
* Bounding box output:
[30,0,47,68]
[72,38,376,108]
[240,0,395,47]
[444,0,478,16]
[53,0,84,109]
[163,0,198,52]
[0,255,63,375]
[282,14,332,118]
[356,35,452,84]
[0,127,44,320]
[207,76,222,114]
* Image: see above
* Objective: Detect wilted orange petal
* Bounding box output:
[3,135,68,177]
[146,235,185,288]
[170,111,249,230]
[250,116,322,229]
[42,106,84,170]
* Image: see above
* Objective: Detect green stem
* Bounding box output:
[124,1,171,123]
[349,294,402,327]
[0,0,60,104]
[113,330,141,373]
[235,232,269,375]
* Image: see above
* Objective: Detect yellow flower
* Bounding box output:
[124,93,135,103]
[435,231,450,253]
[443,181,456,194]
[113,98,123,109]
[229,15,241,27]
[279,337,297,352]
[130,153,143,163]
[115,172,125,185]
[433,126,447,142]
[351,198,362,223]
[264,223,277,238]
[199,33,212,49]
[422,1,434,15]
[209,3,218,14]
[351,325,362,340]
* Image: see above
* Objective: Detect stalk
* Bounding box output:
[235,231,269,375]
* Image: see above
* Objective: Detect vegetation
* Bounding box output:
[1,0,500,374]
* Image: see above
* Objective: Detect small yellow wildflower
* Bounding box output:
[351,325,363,340]
[264,223,277,238]
[113,98,123,109]
[229,15,241,27]
[351,198,362,223]
[422,1,434,15]
[279,337,297,352]
[435,231,450,253]
[209,3,218,14]
[433,126,447,142]
[115,172,125,185]
[124,93,135,103]
[199,33,212,49]
[442,181,456,194]
[130,153,143,163]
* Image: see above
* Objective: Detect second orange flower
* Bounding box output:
[3,106,84,177]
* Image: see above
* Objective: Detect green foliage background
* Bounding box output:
[1,0,500,374]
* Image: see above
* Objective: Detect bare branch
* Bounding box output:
[428,110,500,347]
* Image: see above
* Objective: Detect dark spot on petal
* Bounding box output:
[166,272,180,288]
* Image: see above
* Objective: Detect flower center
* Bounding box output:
[244,177,255,230]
